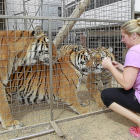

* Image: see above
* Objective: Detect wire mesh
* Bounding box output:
[0,0,133,139]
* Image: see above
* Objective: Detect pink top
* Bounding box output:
[124,44,140,103]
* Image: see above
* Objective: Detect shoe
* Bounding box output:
[129,126,140,139]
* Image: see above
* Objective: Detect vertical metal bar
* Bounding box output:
[41,0,43,28]
[28,3,42,30]
[94,0,96,17]
[48,19,54,121]
[87,29,89,48]
[4,0,8,30]
[14,19,17,30]
[62,0,65,17]
[131,0,135,19]
[94,0,97,49]
[23,0,27,30]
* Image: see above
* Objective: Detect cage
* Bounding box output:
[0,0,134,139]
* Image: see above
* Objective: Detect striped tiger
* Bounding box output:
[122,48,128,62]
[59,44,84,56]
[5,45,94,128]
[86,47,115,108]
[0,26,57,130]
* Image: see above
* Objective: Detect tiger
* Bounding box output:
[60,45,115,108]
[86,47,115,108]
[0,26,57,130]
[122,48,128,62]
[5,45,94,129]
[59,44,84,56]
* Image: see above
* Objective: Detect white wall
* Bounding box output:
[6,0,42,30]
[5,0,63,31]
[42,0,62,31]
[73,0,131,29]
[6,0,24,30]
[135,0,140,12]
[5,0,138,31]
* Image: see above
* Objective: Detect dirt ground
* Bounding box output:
[1,110,137,140]
[0,78,137,140]
[30,111,137,140]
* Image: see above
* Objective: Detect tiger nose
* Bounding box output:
[44,58,49,64]
[95,63,99,66]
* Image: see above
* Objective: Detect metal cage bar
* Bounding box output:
[0,0,135,139]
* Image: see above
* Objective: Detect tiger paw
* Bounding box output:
[2,120,23,130]
[75,106,90,114]
[80,99,90,107]
[97,102,106,109]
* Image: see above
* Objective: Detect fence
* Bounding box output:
[0,0,134,139]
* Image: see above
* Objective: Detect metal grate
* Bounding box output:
[0,0,134,139]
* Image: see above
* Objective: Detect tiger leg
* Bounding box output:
[91,90,105,108]
[103,80,112,89]
[59,90,90,114]
[86,73,105,108]
[76,89,90,107]
[101,71,113,89]
[0,82,22,130]
[76,93,90,107]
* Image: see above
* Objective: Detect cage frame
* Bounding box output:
[0,0,135,139]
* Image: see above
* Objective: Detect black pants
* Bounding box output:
[101,88,140,114]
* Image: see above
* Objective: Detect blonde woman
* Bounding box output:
[101,18,140,139]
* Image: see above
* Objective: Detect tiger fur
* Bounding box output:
[60,45,115,108]
[0,26,57,130]
[122,48,128,62]
[86,47,115,108]
[6,45,94,127]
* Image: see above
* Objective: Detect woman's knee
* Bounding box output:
[101,88,114,107]
[101,88,109,99]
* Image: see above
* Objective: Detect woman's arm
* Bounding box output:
[102,57,139,90]
[112,61,124,71]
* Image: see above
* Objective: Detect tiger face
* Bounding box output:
[70,48,94,75]
[86,47,115,108]
[91,47,115,74]
[23,27,57,65]
[26,34,50,65]
[59,45,93,75]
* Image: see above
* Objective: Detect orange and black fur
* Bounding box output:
[0,26,57,130]
[6,45,94,121]
[86,47,115,108]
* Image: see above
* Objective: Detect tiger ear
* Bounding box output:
[108,46,113,53]
[73,45,83,52]
[31,26,44,37]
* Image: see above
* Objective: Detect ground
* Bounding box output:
[30,111,137,140]
[0,78,137,140]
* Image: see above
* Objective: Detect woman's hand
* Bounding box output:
[112,61,124,71]
[112,61,119,69]
[102,57,113,69]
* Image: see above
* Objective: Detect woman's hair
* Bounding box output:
[121,18,140,35]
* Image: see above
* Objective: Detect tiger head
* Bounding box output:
[66,46,94,75]
[91,47,115,74]
[25,26,57,65]
[59,44,84,56]
[0,26,57,66]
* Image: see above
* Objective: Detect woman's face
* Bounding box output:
[121,29,134,49]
